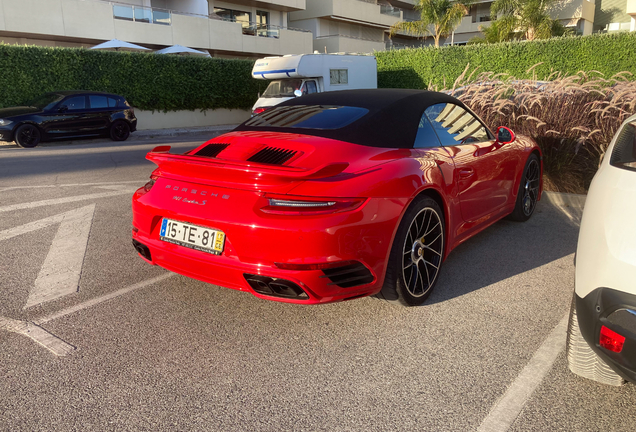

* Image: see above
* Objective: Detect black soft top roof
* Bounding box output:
[235,89,469,148]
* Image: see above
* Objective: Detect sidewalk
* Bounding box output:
[0,124,239,148]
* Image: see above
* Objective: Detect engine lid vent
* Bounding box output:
[194,143,230,158]
[247,147,297,165]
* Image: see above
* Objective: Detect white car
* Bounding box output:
[567,114,636,386]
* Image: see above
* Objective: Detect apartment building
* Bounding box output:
[0,0,313,58]
[595,0,636,32]
[288,0,404,53]
[0,0,632,58]
[386,0,598,47]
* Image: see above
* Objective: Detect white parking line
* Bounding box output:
[0,187,137,213]
[1,274,175,357]
[24,204,95,309]
[0,206,84,242]
[0,316,75,356]
[0,180,142,193]
[477,313,569,432]
[34,273,176,325]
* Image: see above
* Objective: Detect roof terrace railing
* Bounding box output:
[107,0,311,36]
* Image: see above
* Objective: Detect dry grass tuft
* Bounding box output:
[440,70,636,193]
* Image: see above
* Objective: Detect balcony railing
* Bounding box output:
[113,4,170,25]
[350,0,403,17]
[108,0,311,37]
[380,4,402,17]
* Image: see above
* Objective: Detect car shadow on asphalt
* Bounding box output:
[426,197,579,304]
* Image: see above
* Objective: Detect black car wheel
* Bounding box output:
[508,153,540,222]
[15,124,41,148]
[376,195,445,306]
[110,120,130,141]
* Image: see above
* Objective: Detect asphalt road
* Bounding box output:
[1,136,635,431]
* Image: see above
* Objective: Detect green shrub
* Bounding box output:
[377,32,636,89]
[0,44,265,111]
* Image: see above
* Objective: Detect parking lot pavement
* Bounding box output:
[1,138,635,431]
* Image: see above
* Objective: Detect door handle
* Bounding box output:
[459,168,474,179]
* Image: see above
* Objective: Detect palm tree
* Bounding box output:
[389,0,474,48]
[490,0,568,41]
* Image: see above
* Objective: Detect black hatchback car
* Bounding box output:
[0,91,137,148]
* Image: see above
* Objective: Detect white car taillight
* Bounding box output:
[610,122,636,171]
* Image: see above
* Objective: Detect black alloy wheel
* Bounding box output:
[402,206,444,300]
[15,124,41,148]
[508,154,540,222]
[376,195,445,306]
[110,120,131,141]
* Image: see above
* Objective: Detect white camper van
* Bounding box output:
[251,53,377,115]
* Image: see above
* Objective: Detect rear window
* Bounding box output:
[89,95,108,109]
[245,105,368,130]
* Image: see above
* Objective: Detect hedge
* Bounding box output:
[3,32,636,112]
[376,32,636,89]
[0,44,265,111]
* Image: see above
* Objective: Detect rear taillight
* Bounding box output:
[599,325,625,353]
[261,194,366,215]
[143,176,158,192]
[252,107,270,116]
[610,122,636,172]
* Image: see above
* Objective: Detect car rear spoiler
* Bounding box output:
[146,146,349,181]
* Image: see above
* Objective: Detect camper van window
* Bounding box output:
[330,69,348,85]
[262,79,303,98]
[304,81,318,95]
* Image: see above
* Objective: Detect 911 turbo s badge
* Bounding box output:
[173,196,207,206]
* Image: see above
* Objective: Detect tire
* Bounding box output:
[508,153,540,222]
[376,195,445,306]
[14,124,41,148]
[566,297,625,386]
[110,120,130,141]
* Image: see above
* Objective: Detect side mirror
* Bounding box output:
[496,126,515,144]
[293,89,302,98]
[58,105,68,113]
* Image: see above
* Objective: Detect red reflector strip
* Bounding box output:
[600,325,625,353]
[274,260,358,271]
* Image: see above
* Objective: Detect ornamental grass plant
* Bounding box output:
[441,65,636,193]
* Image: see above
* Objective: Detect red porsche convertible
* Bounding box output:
[132,89,542,306]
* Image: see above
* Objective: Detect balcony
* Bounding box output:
[290,0,402,28]
[314,34,386,54]
[0,0,313,55]
[629,0,636,15]
[112,3,287,38]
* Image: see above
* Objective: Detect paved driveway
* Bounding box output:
[1,137,635,431]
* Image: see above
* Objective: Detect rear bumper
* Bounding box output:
[132,231,378,304]
[131,183,404,304]
[576,287,636,383]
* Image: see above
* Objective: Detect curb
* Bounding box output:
[133,124,239,139]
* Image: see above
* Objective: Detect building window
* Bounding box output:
[256,10,269,27]
[330,69,348,85]
[214,8,251,27]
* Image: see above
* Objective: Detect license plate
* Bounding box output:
[160,218,225,255]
